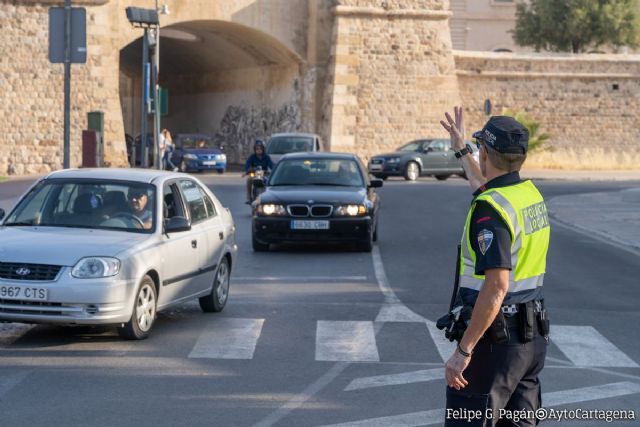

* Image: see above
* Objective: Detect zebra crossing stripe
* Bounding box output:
[345,368,444,391]
[188,318,264,360]
[316,321,379,362]
[551,325,639,368]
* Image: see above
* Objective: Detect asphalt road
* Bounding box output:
[1,174,639,427]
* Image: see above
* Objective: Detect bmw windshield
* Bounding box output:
[269,159,364,187]
[3,179,156,233]
[266,137,314,155]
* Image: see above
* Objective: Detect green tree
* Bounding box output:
[501,109,551,153]
[513,0,639,53]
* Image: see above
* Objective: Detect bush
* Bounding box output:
[501,109,550,153]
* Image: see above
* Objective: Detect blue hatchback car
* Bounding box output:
[171,134,227,174]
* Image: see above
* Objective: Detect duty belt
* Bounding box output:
[501,300,543,315]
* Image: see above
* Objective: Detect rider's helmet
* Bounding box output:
[254,139,265,152]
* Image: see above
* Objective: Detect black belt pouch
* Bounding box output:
[487,311,510,343]
[519,302,535,343]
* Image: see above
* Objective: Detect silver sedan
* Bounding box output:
[0,168,237,339]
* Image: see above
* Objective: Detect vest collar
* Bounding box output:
[473,171,522,197]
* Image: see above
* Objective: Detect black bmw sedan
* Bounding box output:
[251,152,382,252]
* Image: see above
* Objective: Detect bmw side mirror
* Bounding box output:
[0,208,5,220]
[164,216,191,233]
[423,147,432,153]
[369,179,383,188]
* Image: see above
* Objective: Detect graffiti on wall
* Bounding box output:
[213,103,301,164]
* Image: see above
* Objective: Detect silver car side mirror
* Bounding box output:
[164,216,191,233]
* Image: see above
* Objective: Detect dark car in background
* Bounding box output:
[368,139,478,181]
[252,152,382,252]
[171,134,227,174]
[265,133,324,164]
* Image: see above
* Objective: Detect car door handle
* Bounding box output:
[191,240,197,249]
[219,232,224,241]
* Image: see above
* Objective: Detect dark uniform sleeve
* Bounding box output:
[469,201,512,275]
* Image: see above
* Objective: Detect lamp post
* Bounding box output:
[153,2,170,170]
[125,7,159,168]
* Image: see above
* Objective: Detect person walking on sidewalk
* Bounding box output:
[440,107,551,427]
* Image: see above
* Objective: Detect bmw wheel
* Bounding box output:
[118,275,157,340]
[403,161,420,181]
[199,257,230,313]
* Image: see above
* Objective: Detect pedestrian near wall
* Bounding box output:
[439,107,551,427]
[160,129,178,171]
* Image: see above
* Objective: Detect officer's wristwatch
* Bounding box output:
[454,144,473,159]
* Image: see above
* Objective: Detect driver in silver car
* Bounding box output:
[127,188,152,229]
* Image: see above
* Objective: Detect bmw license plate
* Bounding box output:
[202,161,217,166]
[0,285,48,301]
[291,220,330,230]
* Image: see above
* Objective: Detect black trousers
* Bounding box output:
[445,324,547,427]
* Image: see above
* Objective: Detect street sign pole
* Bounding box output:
[63,0,71,169]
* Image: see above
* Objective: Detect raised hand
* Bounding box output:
[440,106,466,151]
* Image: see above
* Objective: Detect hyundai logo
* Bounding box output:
[15,267,31,276]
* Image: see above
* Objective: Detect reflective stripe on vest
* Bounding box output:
[459,180,550,306]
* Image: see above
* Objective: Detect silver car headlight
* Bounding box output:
[183,154,198,160]
[71,257,121,279]
[218,154,226,160]
[257,204,287,216]
[386,157,400,164]
[335,204,367,217]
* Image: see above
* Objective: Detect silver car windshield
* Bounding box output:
[4,180,156,233]
[270,159,364,187]
[266,137,314,155]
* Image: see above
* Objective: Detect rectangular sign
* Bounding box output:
[49,7,87,64]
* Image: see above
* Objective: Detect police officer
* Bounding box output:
[440,107,550,427]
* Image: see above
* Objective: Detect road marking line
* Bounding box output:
[425,320,456,362]
[319,409,445,427]
[375,303,426,323]
[316,321,379,362]
[234,276,368,282]
[188,318,264,360]
[320,382,640,427]
[543,381,640,407]
[345,368,444,391]
[551,325,639,367]
[371,246,400,304]
[0,370,30,398]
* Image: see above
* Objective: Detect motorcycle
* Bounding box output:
[249,166,269,203]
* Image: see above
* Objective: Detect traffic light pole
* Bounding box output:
[140,29,149,168]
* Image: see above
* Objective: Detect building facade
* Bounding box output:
[1,0,639,175]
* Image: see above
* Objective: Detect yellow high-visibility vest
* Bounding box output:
[458,180,550,306]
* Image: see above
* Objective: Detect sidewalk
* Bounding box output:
[522,169,640,181]
[547,187,640,253]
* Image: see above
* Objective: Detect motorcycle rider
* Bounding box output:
[244,139,274,203]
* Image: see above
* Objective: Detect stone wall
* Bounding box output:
[456,51,640,168]
[325,0,461,160]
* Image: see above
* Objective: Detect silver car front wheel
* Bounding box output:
[118,276,157,340]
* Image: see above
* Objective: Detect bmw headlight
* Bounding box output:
[183,154,198,160]
[218,154,226,161]
[335,204,367,216]
[71,257,121,279]
[386,157,400,164]
[257,204,287,216]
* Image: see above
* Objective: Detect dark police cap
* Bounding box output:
[472,116,529,154]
